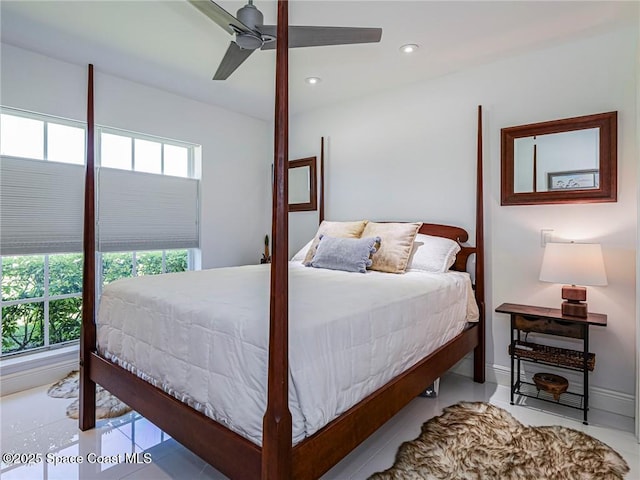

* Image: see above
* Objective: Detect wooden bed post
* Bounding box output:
[262,1,292,478]
[473,105,486,383]
[80,63,97,430]
[319,136,325,225]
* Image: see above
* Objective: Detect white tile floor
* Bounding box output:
[1,373,638,479]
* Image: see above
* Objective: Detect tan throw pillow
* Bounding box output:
[362,222,422,273]
[303,220,368,264]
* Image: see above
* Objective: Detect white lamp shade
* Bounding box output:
[539,242,607,286]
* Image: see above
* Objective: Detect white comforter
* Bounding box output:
[97,262,478,446]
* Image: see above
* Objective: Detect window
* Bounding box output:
[1,108,200,357]
[1,108,87,356]
[1,114,44,159]
[102,250,190,287]
[100,132,132,170]
[1,254,82,354]
[98,127,193,178]
[0,111,85,164]
[96,127,199,253]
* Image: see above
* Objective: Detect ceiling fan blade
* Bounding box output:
[213,41,254,80]
[258,25,382,50]
[188,0,252,35]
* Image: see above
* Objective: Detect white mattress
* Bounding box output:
[97,262,478,446]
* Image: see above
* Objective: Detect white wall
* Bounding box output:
[289,27,638,414]
[1,43,271,269]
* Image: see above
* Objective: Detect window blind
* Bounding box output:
[97,167,199,252]
[0,156,84,256]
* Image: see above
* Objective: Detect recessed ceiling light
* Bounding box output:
[305,77,322,85]
[400,44,419,54]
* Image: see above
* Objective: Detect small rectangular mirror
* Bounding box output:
[501,112,617,205]
[289,156,317,212]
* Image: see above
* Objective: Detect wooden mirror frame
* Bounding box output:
[289,156,317,212]
[501,111,617,206]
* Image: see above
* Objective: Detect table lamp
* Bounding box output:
[539,242,607,317]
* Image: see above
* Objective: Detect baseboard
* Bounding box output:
[451,356,636,419]
[1,347,78,397]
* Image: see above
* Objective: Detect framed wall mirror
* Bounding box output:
[289,156,317,212]
[501,111,617,205]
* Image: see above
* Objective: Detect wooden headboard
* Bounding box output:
[418,222,475,273]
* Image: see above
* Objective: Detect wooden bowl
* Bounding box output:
[533,372,568,401]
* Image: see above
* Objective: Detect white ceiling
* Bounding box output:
[1,1,637,121]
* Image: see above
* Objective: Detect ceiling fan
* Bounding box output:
[188,0,383,80]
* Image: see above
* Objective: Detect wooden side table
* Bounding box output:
[495,302,607,424]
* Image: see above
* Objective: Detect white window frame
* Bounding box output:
[1,106,87,162]
[1,107,87,357]
[0,254,83,355]
[1,108,200,359]
[96,125,196,178]
[94,125,199,293]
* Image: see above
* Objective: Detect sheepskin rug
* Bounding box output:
[370,401,629,480]
[47,370,132,419]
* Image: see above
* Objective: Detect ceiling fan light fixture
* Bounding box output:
[305,77,322,85]
[400,44,419,54]
[188,0,383,80]
[235,32,263,50]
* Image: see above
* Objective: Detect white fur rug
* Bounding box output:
[370,401,629,480]
[47,370,132,420]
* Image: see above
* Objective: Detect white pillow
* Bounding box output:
[291,239,314,262]
[407,233,461,273]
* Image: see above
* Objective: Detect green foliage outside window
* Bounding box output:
[101,250,187,282]
[1,255,44,301]
[137,251,163,276]
[135,250,189,276]
[166,250,188,273]
[1,254,82,354]
[49,254,83,295]
[102,252,134,285]
[49,297,82,345]
[1,250,188,356]
[2,302,45,353]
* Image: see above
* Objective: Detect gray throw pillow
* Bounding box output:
[307,235,380,273]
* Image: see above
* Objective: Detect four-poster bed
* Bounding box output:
[79,2,486,479]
